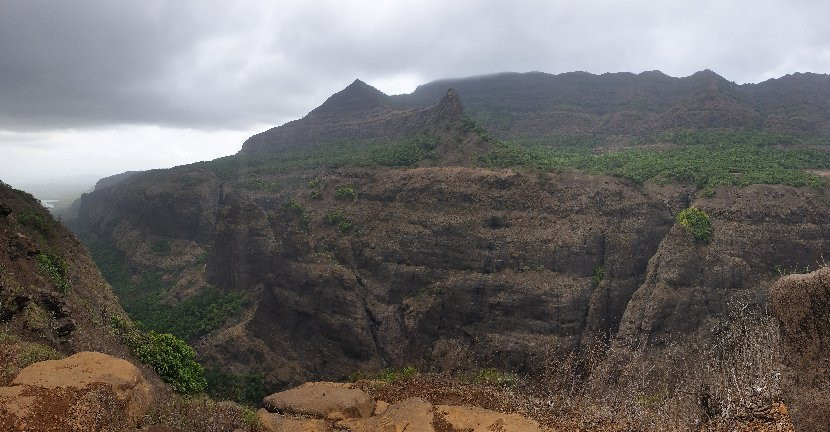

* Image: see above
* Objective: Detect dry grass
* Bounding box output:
[356,299,793,432]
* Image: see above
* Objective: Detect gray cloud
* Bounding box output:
[2,0,829,132]
[1,0,829,185]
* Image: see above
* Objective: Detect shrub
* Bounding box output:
[323,209,353,232]
[591,265,605,288]
[472,368,517,385]
[18,208,52,236]
[676,207,712,244]
[205,367,266,406]
[335,186,357,201]
[129,330,207,394]
[285,199,310,229]
[350,366,418,383]
[150,239,172,256]
[36,252,69,293]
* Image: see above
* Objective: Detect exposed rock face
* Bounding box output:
[73,74,830,394]
[436,404,547,432]
[262,382,375,420]
[337,397,434,432]
[0,351,151,431]
[257,408,330,432]
[0,182,141,369]
[615,184,830,349]
[770,267,830,432]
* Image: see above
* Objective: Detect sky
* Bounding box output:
[2,0,829,188]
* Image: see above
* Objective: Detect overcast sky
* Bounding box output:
[2,0,829,188]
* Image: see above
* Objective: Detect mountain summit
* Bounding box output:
[306,79,391,119]
[240,81,468,157]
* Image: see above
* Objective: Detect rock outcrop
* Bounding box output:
[770,267,830,432]
[436,404,547,432]
[262,381,375,420]
[0,351,151,431]
[259,381,550,432]
[337,397,434,432]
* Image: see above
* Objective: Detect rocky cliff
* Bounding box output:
[74,71,830,402]
[393,70,830,138]
[771,266,830,431]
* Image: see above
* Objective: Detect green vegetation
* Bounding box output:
[87,241,244,340]
[36,252,69,293]
[198,155,242,180]
[18,208,52,236]
[591,265,605,288]
[308,178,321,188]
[205,367,266,406]
[252,134,440,173]
[323,209,353,232]
[461,116,492,141]
[0,332,63,382]
[470,368,517,386]
[480,130,830,189]
[150,239,172,256]
[285,199,310,229]
[240,177,281,192]
[676,207,713,244]
[334,186,357,201]
[350,365,419,383]
[128,330,207,394]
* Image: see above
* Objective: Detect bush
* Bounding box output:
[591,265,605,288]
[129,330,207,394]
[150,239,172,256]
[205,367,266,406]
[335,186,357,201]
[36,252,69,293]
[18,208,52,236]
[323,209,353,232]
[676,207,712,244]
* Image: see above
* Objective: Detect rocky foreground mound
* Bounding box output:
[0,351,151,431]
[257,381,547,432]
[771,266,830,432]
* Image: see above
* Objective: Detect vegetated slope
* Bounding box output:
[74,70,830,416]
[392,69,830,138]
[0,180,139,380]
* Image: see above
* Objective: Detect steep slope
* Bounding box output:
[240,81,469,159]
[73,71,830,402]
[0,181,137,371]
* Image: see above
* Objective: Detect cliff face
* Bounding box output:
[393,70,830,138]
[76,161,830,389]
[73,72,830,392]
[770,266,830,431]
[0,181,135,365]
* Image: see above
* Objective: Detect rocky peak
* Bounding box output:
[306,79,391,119]
[427,88,464,129]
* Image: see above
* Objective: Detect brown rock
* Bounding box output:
[263,382,374,420]
[257,408,330,432]
[436,404,546,432]
[374,399,390,415]
[336,397,434,432]
[0,351,152,431]
[770,267,830,432]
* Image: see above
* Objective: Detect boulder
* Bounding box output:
[436,404,546,432]
[0,351,152,431]
[770,267,830,432]
[263,381,374,420]
[336,397,434,432]
[257,408,330,432]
